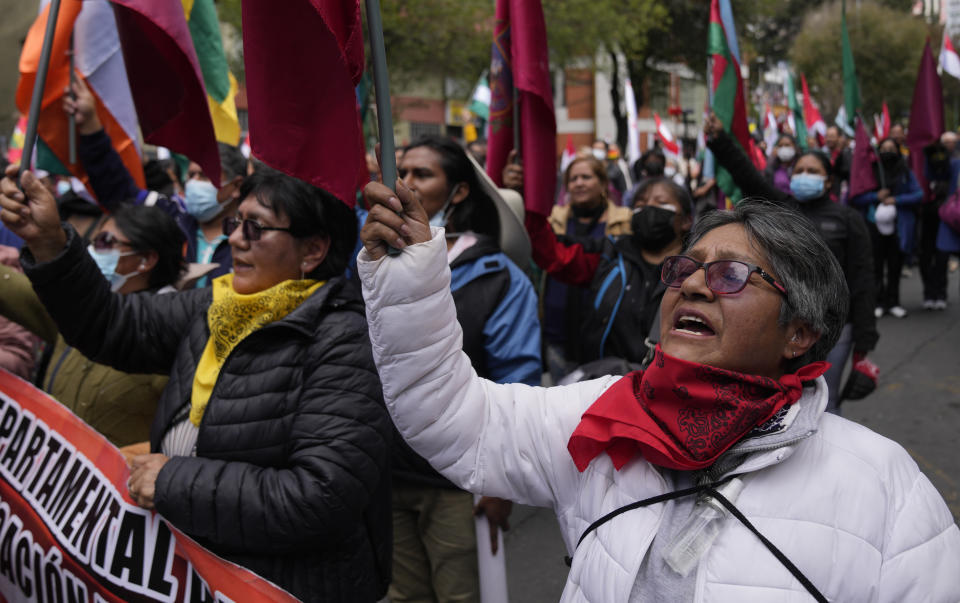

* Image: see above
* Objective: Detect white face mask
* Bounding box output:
[776,146,796,163]
[664,166,677,178]
[592,148,607,161]
[428,184,462,230]
[87,245,141,293]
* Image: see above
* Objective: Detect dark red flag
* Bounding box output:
[486,0,557,216]
[109,0,221,186]
[849,117,878,200]
[242,0,366,207]
[906,39,944,202]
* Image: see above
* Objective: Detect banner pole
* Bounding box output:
[68,31,76,166]
[20,0,63,182]
[364,0,396,188]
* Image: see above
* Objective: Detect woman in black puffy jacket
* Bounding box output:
[0,165,392,602]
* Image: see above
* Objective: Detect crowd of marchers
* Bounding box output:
[0,78,958,603]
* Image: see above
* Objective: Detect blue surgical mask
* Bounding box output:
[429,184,461,230]
[789,173,825,202]
[88,245,139,292]
[184,179,225,222]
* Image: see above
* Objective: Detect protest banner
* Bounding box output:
[0,370,298,603]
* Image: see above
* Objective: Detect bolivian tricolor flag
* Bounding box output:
[16,0,145,189]
[182,0,240,146]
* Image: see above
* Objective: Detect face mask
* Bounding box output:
[789,173,825,202]
[592,148,607,161]
[644,162,665,177]
[631,205,678,251]
[88,245,140,292]
[185,179,226,222]
[664,166,677,178]
[428,184,461,229]
[776,146,796,163]
[880,151,900,168]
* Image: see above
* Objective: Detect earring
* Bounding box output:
[792,350,797,358]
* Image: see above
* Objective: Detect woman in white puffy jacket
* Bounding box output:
[358,183,960,602]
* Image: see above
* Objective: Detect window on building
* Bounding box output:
[410,121,443,140]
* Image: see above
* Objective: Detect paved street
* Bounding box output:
[504,266,960,602]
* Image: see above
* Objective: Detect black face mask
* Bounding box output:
[631,205,677,251]
[644,161,665,177]
[880,151,900,169]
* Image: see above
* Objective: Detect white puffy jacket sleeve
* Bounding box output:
[359,231,615,509]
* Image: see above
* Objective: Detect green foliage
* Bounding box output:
[790,1,932,121]
[377,0,492,91]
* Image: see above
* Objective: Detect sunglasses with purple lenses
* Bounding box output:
[222,217,293,241]
[661,255,788,296]
[92,231,133,251]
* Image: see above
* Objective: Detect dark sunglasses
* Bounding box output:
[92,231,134,251]
[661,255,788,296]
[222,217,293,241]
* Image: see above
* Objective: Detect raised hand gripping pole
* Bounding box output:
[364,0,402,256]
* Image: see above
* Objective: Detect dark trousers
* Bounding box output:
[931,251,952,302]
[870,222,903,309]
[919,202,947,301]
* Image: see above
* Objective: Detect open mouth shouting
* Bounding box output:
[672,309,716,337]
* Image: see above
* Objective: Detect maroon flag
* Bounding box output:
[242,0,366,207]
[109,0,221,186]
[849,117,878,200]
[906,39,944,201]
[486,0,557,216]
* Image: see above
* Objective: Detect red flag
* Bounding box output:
[879,102,891,139]
[241,0,365,207]
[906,39,944,201]
[486,0,557,216]
[800,74,826,145]
[109,0,220,186]
[849,117,878,199]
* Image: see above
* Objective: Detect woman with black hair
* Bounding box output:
[380,135,541,602]
[705,114,878,413]
[1,165,392,602]
[0,204,184,446]
[850,137,923,319]
[522,174,694,367]
[766,133,800,194]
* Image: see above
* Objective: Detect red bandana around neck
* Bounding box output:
[567,345,829,472]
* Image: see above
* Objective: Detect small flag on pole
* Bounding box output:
[469,73,491,121]
[940,31,960,80]
[654,113,679,156]
[801,74,826,145]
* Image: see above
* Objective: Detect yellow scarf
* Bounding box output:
[189,273,324,426]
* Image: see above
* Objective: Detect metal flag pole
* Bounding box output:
[68,31,76,166]
[364,0,402,255]
[20,0,64,182]
[512,86,521,165]
[364,0,396,187]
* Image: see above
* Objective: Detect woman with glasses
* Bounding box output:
[358,184,959,601]
[0,165,392,602]
[703,114,878,413]
[0,203,183,446]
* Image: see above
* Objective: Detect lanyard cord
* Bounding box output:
[564,479,828,603]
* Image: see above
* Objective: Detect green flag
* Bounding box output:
[786,71,808,150]
[841,0,860,131]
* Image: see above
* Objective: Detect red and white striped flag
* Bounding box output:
[654,112,679,156]
[559,133,576,174]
